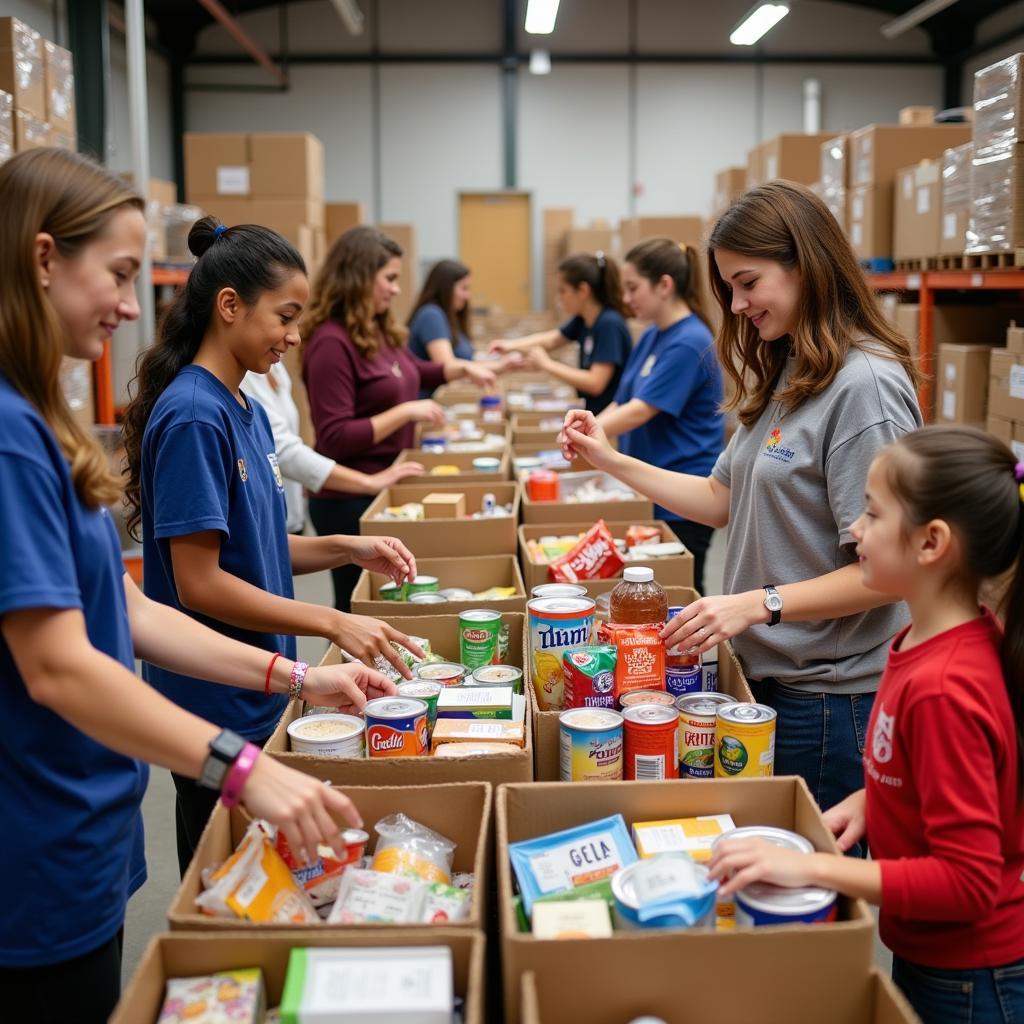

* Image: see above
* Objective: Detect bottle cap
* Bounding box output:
[623,566,654,583]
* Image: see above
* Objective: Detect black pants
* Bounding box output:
[0,928,123,1024]
[308,494,373,613]
[664,519,715,596]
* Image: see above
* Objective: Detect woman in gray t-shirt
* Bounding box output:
[561,182,922,836]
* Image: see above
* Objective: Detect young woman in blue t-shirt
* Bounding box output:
[122,217,424,873]
[407,259,475,377]
[489,252,633,415]
[0,149,391,1023]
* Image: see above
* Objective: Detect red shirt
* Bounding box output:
[865,610,1024,969]
[302,319,446,498]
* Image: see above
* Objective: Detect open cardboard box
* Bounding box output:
[168,780,491,933]
[266,613,534,788]
[432,385,494,407]
[512,410,571,428]
[392,448,510,482]
[519,519,694,590]
[520,470,653,526]
[414,419,511,450]
[519,965,918,1024]
[361,481,520,558]
[512,441,593,474]
[112,930,485,1024]
[511,425,561,447]
[498,778,877,1024]
[351,554,526,617]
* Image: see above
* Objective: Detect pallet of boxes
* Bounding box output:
[988,323,1024,456]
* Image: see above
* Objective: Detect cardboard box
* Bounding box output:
[423,491,467,519]
[848,185,892,260]
[379,222,416,323]
[746,144,762,188]
[511,424,560,447]
[393,449,510,482]
[937,344,995,426]
[351,554,526,617]
[713,166,747,215]
[60,357,94,429]
[893,159,941,261]
[247,196,326,230]
[520,964,917,1024]
[42,39,73,135]
[518,519,694,591]
[113,931,485,1024]
[989,350,1024,421]
[899,105,936,126]
[497,778,876,1024]
[512,442,592,474]
[0,17,44,119]
[361,482,519,558]
[1008,321,1024,354]
[169,780,491,932]
[542,207,573,308]
[249,132,323,199]
[566,228,614,256]
[821,134,849,190]
[520,474,653,526]
[940,142,972,255]
[893,303,1012,363]
[986,415,1024,460]
[628,216,704,247]
[326,201,366,242]
[266,613,534,788]
[759,132,834,185]
[13,108,48,152]
[184,132,250,201]
[850,123,971,190]
[973,54,1024,154]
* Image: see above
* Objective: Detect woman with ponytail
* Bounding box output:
[123,216,422,874]
[0,149,384,1023]
[489,251,632,414]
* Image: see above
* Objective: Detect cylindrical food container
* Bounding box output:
[409,592,448,605]
[527,469,560,502]
[612,855,717,930]
[623,704,679,780]
[712,825,814,855]
[363,697,428,757]
[470,664,524,695]
[528,596,596,711]
[286,714,366,758]
[406,575,440,597]
[530,583,587,600]
[378,581,403,601]
[618,689,676,709]
[472,456,502,472]
[676,692,734,779]
[559,707,623,782]
[413,661,467,687]
[715,702,777,778]
[396,680,443,733]
[734,883,838,927]
[459,609,503,668]
[439,587,475,601]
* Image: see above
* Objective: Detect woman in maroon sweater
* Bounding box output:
[302,226,495,610]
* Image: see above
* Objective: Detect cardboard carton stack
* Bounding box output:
[747,132,833,189]
[968,54,1024,254]
[988,323,1024,454]
[712,166,747,218]
[42,39,74,150]
[936,343,997,428]
[0,88,12,164]
[940,142,973,256]
[325,201,366,245]
[893,158,941,262]
[820,135,848,231]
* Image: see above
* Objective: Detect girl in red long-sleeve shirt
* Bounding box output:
[710,425,1024,1024]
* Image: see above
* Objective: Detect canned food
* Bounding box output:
[420,433,446,450]
[527,469,560,502]
[439,587,475,601]
[409,592,448,605]
[406,575,440,596]
[676,693,734,779]
[623,704,679,780]
[618,689,676,709]
[499,622,510,662]
[712,826,814,856]
[715,702,777,778]
[286,714,366,758]
[611,855,717,930]
[363,697,429,757]
[562,645,617,709]
[734,882,837,927]
[414,661,467,687]
[378,581,402,601]
[472,457,502,472]
[459,609,503,668]
[528,597,596,711]
[396,680,443,733]
[531,583,588,600]
[470,664,524,695]
[559,707,623,782]
[664,607,703,698]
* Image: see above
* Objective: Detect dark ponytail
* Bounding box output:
[625,238,712,330]
[122,215,306,540]
[558,252,629,318]
[881,425,1024,797]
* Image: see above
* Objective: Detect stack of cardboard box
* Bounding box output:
[324,201,366,247]
[893,158,942,263]
[936,343,998,429]
[746,132,833,189]
[42,39,74,150]
[618,216,703,256]
[711,166,746,218]
[820,135,848,231]
[940,142,973,257]
[988,323,1024,454]
[541,208,573,310]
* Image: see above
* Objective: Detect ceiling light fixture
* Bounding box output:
[525,0,560,35]
[730,3,790,46]
[529,49,551,75]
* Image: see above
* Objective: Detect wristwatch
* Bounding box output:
[198,729,247,791]
[762,585,783,627]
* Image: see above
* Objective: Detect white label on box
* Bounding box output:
[766,156,778,180]
[917,187,931,214]
[1011,365,1024,400]
[529,830,626,894]
[907,274,922,289]
[942,390,956,420]
[851,223,863,246]
[852,195,864,219]
[216,165,249,195]
[1013,441,1024,462]
[943,212,958,240]
[945,363,957,383]
[903,174,913,200]
[971,273,984,288]
[463,722,505,738]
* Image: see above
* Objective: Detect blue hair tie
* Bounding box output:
[213,224,228,239]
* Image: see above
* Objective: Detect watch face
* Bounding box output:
[766,594,783,612]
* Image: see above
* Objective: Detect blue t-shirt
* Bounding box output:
[614,316,725,521]
[0,374,148,967]
[141,366,292,740]
[560,307,632,414]
[408,303,473,397]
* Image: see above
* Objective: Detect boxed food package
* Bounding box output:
[936,344,996,427]
[893,159,941,261]
[42,39,74,134]
[940,142,973,255]
[0,17,44,119]
[850,123,971,191]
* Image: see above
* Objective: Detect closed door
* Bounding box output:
[459,191,531,313]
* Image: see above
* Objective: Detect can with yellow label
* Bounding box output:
[714,702,776,778]
[559,708,623,782]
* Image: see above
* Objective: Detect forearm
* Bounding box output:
[543,361,605,396]
[808,852,882,904]
[288,532,353,575]
[776,564,894,621]
[370,405,411,444]
[324,463,378,495]
[596,399,653,438]
[499,330,563,353]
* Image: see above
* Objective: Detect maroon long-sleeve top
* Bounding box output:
[302,319,447,499]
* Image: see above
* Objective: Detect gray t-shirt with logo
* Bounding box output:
[711,345,923,694]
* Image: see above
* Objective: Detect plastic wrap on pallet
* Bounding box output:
[823,187,846,229]
[973,54,1024,161]
[43,40,74,131]
[820,136,847,191]
[0,89,11,165]
[943,143,973,208]
[3,18,43,101]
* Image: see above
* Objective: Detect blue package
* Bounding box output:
[509,813,638,916]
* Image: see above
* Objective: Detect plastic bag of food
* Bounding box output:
[274,827,368,910]
[626,524,662,549]
[548,519,625,583]
[421,882,471,924]
[326,867,427,924]
[370,813,456,885]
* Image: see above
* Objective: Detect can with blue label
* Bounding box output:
[665,605,704,697]
[611,854,717,930]
[734,882,837,927]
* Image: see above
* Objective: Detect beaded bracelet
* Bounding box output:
[289,661,309,699]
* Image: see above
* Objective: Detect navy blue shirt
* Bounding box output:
[141,366,292,740]
[560,307,632,414]
[614,316,725,521]
[409,303,473,397]
[0,374,148,966]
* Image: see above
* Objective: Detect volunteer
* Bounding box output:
[0,148,389,1023]
[241,362,426,533]
[301,226,495,612]
[122,215,422,873]
[561,182,923,828]
[489,251,632,415]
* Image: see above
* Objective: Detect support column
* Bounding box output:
[67,0,109,161]
[502,0,517,188]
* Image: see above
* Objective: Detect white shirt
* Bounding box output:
[240,364,335,532]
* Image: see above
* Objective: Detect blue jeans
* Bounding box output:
[749,679,874,857]
[893,956,1024,1024]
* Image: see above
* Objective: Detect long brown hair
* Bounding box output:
[879,426,1024,796]
[301,225,405,358]
[625,238,712,329]
[0,148,143,509]
[409,258,470,349]
[558,252,630,318]
[708,181,920,428]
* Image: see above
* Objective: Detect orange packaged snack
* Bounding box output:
[548,519,625,583]
[625,524,662,548]
[598,621,666,701]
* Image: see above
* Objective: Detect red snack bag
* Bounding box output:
[598,621,666,701]
[548,519,625,582]
[626,524,662,549]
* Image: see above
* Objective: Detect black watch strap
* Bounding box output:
[198,729,246,791]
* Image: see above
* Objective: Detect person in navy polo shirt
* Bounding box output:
[0,149,394,1024]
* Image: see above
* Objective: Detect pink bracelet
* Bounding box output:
[221,742,260,808]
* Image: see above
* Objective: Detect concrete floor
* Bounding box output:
[120,527,889,987]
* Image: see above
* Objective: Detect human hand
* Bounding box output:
[558,409,616,470]
[660,592,767,657]
[345,535,417,585]
[461,361,498,390]
[405,399,446,428]
[488,338,513,355]
[369,461,426,490]
[707,838,824,897]
[822,789,867,852]
[301,661,398,714]
[495,352,525,374]
[330,613,424,679]
[523,346,551,371]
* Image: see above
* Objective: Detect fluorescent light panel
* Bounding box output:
[529,49,552,75]
[730,3,790,46]
[525,0,560,35]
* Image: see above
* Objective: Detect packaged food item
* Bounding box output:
[474,585,519,600]
[562,644,617,709]
[439,586,475,600]
[434,741,522,757]
[196,822,320,924]
[622,704,679,781]
[472,456,502,471]
[436,684,513,720]
[532,899,613,939]
[598,621,666,700]
[631,815,737,862]
[409,592,447,605]
[286,713,365,758]
[677,693,734,778]
[547,519,625,583]
[609,566,667,624]
[734,882,838,927]
[158,968,265,1024]
[430,718,525,749]
[559,708,623,782]
[715,702,777,778]
[396,680,442,733]
[326,868,427,924]
[379,581,402,600]
[406,575,440,596]
[414,661,467,687]
[421,881,471,923]
[618,689,676,709]
[370,813,456,885]
[509,813,638,915]
[364,697,429,757]
[528,596,596,711]
[531,583,588,599]
[527,468,561,501]
[274,827,368,909]
[664,604,704,696]
[626,524,662,548]
[470,664,524,695]
[429,464,461,475]
[459,609,503,667]
[611,854,718,930]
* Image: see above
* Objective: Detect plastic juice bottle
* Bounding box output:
[609,566,667,625]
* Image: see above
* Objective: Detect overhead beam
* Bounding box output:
[194,0,288,85]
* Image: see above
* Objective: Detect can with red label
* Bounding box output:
[622,704,679,780]
[364,697,429,757]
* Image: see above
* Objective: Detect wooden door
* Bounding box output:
[459,191,532,313]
